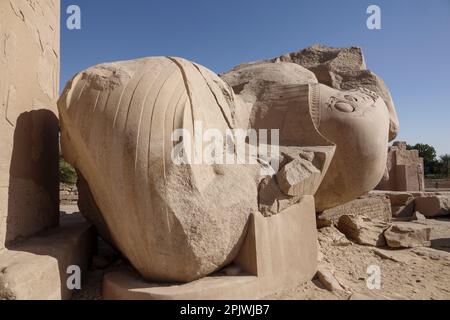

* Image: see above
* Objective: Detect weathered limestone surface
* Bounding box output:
[316,263,345,292]
[337,215,389,247]
[0,0,60,250]
[59,57,262,283]
[377,141,425,192]
[226,44,399,141]
[381,191,415,207]
[0,214,95,300]
[220,62,318,129]
[371,190,415,218]
[258,146,335,217]
[384,223,431,249]
[318,195,392,225]
[318,226,351,247]
[222,56,392,211]
[415,196,450,217]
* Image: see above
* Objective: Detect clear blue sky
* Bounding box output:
[61,0,450,156]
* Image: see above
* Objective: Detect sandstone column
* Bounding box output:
[0,0,60,250]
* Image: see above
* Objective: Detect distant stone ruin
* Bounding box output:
[377,141,425,192]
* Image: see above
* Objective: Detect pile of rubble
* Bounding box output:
[306,191,450,299]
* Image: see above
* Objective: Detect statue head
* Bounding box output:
[309,84,390,211]
[222,62,394,212]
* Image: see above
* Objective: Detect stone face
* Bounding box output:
[415,196,450,217]
[318,196,392,225]
[337,215,389,247]
[377,142,425,192]
[220,62,318,129]
[222,56,393,211]
[384,224,431,249]
[227,45,399,141]
[0,0,60,250]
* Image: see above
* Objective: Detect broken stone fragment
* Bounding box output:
[258,176,301,217]
[258,145,334,216]
[384,224,431,249]
[415,196,450,217]
[316,217,332,229]
[278,146,316,166]
[372,248,415,263]
[379,191,416,218]
[383,191,415,207]
[318,226,351,247]
[412,247,450,262]
[276,158,321,196]
[316,263,345,292]
[337,215,390,247]
[392,204,415,218]
[318,196,392,225]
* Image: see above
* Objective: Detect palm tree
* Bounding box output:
[440,154,450,177]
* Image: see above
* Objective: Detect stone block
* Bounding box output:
[415,196,450,217]
[0,214,95,300]
[384,223,431,248]
[318,196,392,225]
[337,214,390,247]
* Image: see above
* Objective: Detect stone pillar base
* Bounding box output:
[103,196,318,300]
[0,214,96,300]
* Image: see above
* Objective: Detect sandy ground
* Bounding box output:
[267,218,450,300]
[64,202,450,300]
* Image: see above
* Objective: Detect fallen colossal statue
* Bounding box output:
[58,47,397,283]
